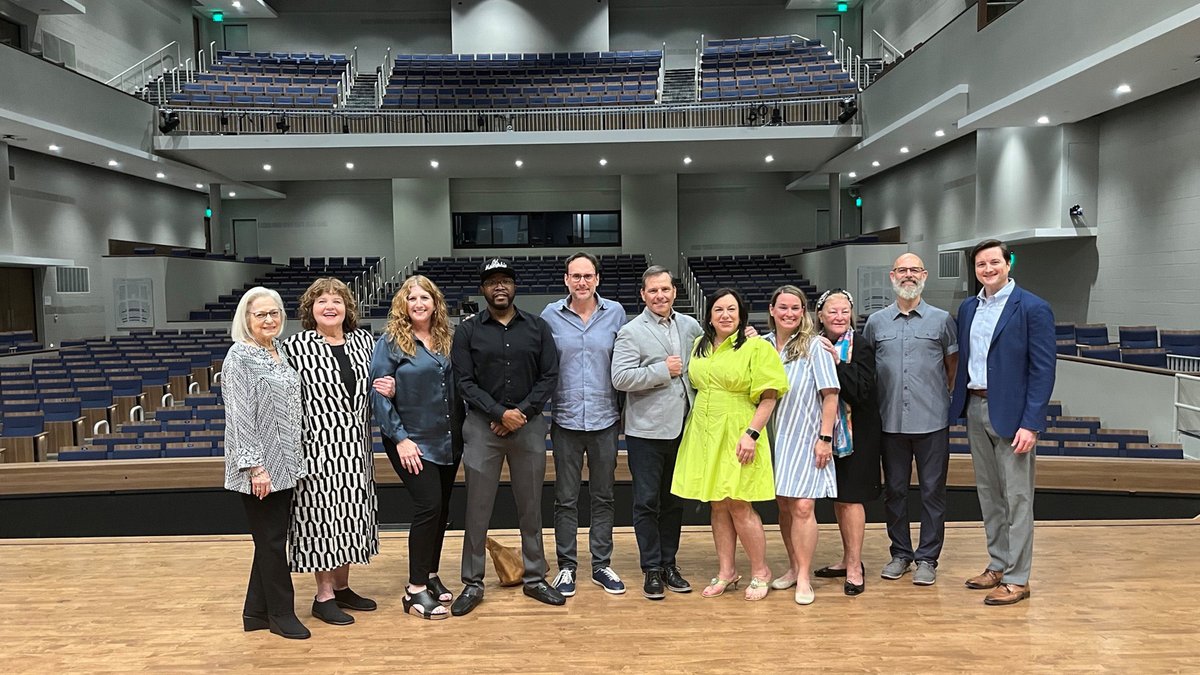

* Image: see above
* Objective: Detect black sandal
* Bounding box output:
[404,588,450,620]
[427,576,453,604]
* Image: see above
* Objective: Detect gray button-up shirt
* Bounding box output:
[540,293,626,431]
[862,299,958,434]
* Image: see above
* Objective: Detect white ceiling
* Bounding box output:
[192,0,278,21]
[9,0,84,15]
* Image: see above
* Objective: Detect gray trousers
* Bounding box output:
[550,422,618,571]
[966,396,1035,585]
[460,411,549,589]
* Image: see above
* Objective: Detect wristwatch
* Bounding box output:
[745,428,760,440]
[818,434,833,443]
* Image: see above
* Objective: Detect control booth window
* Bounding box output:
[453,211,620,248]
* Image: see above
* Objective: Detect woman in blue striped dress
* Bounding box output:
[763,285,840,605]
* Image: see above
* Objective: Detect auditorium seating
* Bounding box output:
[165,51,348,108]
[686,255,817,312]
[948,401,1183,459]
[0,330,44,354]
[188,256,381,321]
[382,50,663,109]
[698,36,858,102]
[1053,322,1198,369]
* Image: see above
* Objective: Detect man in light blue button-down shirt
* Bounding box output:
[541,252,628,597]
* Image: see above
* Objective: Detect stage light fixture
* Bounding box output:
[158,109,180,133]
[275,115,290,133]
[837,97,858,124]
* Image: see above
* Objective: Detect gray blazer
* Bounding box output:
[611,308,704,439]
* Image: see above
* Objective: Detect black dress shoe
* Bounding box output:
[663,566,692,593]
[333,587,378,611]
[844,563,866,597]
[814,565,848,578]
[268,614,311,640]
[312,598,355,625]
[643,570,665,600]
[523,580,566,606]
[242,613,269,632]
[451,586,484,616]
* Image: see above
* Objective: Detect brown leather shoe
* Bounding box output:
[984,583,1030,605]
[964,569,1004,589]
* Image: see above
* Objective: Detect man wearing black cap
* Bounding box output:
[450,258,564,615]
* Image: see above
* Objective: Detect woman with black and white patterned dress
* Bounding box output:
[283,277,384,627]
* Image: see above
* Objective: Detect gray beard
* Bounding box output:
[893,279,924,301]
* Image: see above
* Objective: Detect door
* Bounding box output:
[816,14,842,52]
[0,266,38,336]
[223,24,249,52]
[232,218,259,258]
[814,208,831,245]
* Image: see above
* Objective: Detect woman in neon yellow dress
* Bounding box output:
[671,288,788,601]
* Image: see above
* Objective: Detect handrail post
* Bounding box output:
[209,40,216,65]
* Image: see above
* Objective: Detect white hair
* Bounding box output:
[230,286,286,344]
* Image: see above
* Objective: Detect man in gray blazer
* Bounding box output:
[611,265,703,600]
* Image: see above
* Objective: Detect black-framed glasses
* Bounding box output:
[482,277,515,289]
[567,273,597,282]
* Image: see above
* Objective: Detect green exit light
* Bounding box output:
[837,2,848,12]
[205,208,213,218]
[212,10,224,22]
[855,196,862,208]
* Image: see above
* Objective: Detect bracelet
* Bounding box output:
[250,469,267,478]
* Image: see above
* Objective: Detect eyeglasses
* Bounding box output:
[482,277,515,289]
[892,267,926,275]
[568,273,597,283]
[251,310,282,321]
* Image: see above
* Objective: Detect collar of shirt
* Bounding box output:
[480,307,528,325]
[642,307,675,325]
[976,279,1015,305]
[886,298,929,319]
[557,293,609,317]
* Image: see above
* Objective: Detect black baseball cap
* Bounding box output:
[479,258,517,283]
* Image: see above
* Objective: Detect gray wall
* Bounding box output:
[1053,359,1178,444]
[620,174,677,271]
[7,147,206,343]
[393,177,453,272]
[860,0,973,58]
[222,180,394,262]
[677,173,823,257]
[451,0,610,54]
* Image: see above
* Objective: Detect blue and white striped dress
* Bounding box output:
[768,334,841,499]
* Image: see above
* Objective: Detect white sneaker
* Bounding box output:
[552,568,576,597]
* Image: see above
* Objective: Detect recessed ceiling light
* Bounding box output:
[195,183,205,189]
[429,159,439,169]
[232,0,242,7]
[514,159,524,168]
[1036,115,1050,125]
[107,159,119,167]
[262,163,272,171]
[848,171,857,178]
[598,158,608,166]
[934,129,946,137]
[683,156,692,165]
[899,146,909,154]
[764,154,774,163]
[1115,83,1132,94]
[48,144,61,152]
[228,192,237,197]
[155,172,166,179]
[871,160,880,167]
[345,162,355,170]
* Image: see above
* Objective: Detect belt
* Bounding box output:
[969,389,988,398]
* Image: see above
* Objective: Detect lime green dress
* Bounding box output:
[671,335,790,502]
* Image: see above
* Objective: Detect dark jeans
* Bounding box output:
[240,488,296,619]
[881,428,950,565]
[551,422,618,571]
[625,434,684,573]
[384,435,459,587]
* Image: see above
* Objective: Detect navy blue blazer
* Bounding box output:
[948,284,1056,438]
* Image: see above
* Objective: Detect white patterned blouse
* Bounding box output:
[222,339,306,494]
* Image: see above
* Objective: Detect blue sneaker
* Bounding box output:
[591,566,626,595]
[552,568,576,597]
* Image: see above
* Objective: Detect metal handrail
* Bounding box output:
[694,36,702,102]
[657,41,666,104]
[872,29,904,62]
[106,41,179,86]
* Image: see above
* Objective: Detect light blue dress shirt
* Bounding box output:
[540,293,627,431]
[967,279,1015,390]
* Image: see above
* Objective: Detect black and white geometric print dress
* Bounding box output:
[282,328,380,573]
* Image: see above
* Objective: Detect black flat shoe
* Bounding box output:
[312,598,355,625]
[814,565,848,578]
[242,614,269,632]
[268,614,311,640]
[427,576,453,604]
[333,587,378,611]
[451,587,484,616]
[404,588,450,620]
[844,563,866,596]
[523,580,566,606]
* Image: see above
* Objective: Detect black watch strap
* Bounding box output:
[818,434,833,443]
[745,428,760,441]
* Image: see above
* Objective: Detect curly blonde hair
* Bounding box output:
[298,277,359,332]
[768,285,818,362]
[384,275,452,356]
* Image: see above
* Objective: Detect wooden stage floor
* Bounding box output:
[3,520,1198,673]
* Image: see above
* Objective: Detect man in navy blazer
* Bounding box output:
[949,239,1055,606]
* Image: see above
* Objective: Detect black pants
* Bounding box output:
[240,488,296,618]
[881,428,950,565]
[625,434,685,573]
[385,436,459,587]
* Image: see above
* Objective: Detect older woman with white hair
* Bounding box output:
[222,286,310,640]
